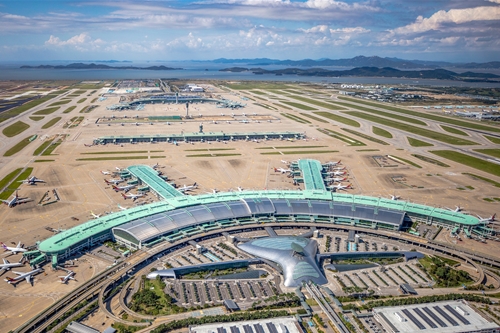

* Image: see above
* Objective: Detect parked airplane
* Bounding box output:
[151,163,161,169]
[115,167,122,171]
[104,178,124,185]
[117,204,128,211]
[390,194,400,200]
[281,160,288,164]
[331,171,346,176]
[112,184,136,192]
[326,160,341,166]
[19,176,45,185]
[4,267,44,286]
[90,211,101,219]
[121,192,144,201]
[59,271,76,284]
[1,242,27,255]
[447,205,463,212]
[237,186,243,192]
[178,183,198,192]
[328,183,352,191]
[1,191,33,208]
[0,258,24,274]
[101,170,111,175]
[274,167,292,174]
[325,177,347,183]
[478,214,496,223]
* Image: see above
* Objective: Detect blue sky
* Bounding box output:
[1,0,499,62]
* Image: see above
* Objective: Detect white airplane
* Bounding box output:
[1,191,33,208]
[4,267,44,286]
[331,171,346,176]
[19,176,45,185]
[115,167,122,171]
[237,186,243,192]
[0,258,24,273]
[104,178,124,185]
[447,205,463,212]
[151,163,160,169]
[101,170,111,175]
[178,183,198,192]
[390,194,400,200]
[326,160,341,166]
[329,183,352,191]
[1,242,27,255]
[112,184,136,192]
[477,214,496,223]
[121,192,144,201]
[59,271,76,284]
[117,204,128,211]
[281,160,289,164]
[325,177,347,183]
[274,167,292,174]
[90,211,101,219]
[332,167,346,171]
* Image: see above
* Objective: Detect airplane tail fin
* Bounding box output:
[1,243,7,250]
[492,213,497,220]
[348,184,353,188]
[193,182,197,187]
[121,193,127,199]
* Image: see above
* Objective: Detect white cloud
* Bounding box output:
[393,6,500,35]
[45,33,105,51]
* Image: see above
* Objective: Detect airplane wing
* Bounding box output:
[2,259,7,265]
[25,275,31,284]
[12,271,23,276]
[15,198,33,204]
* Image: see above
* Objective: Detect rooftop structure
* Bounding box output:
[297,159,326,191]
[237,235,326,287]
[373,300,499,333]
[66,321,100,333]
[93,131,304,145]
[189,317,302,333]
[126,165,183,199]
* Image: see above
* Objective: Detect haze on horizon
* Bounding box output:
[1,0,499,63]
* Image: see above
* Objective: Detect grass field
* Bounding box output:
[0,168,23,191]
[333,100,428,126]
[282,113,311,124]
[473,149,500,159]
[0,91,67,123]
[372,126,393,138]
[342,128,389,145]
[299,113,327,123]
[63,106,77,114]
[2,121,30,137]
[0,167,33,200]
[282,94,347,110]
[462,173,500,188]
[431,150,500,177]
[48,100,71,106]
[250,90,267,95]
[281,101,317,111]
[184,148,235,151]
[33,107,59,115]
[33,139,54,156]
[34,159,55,162]
[484,135,500,144]
[82,150,150,155]
[76,155,166,161]
[77,98,86,103]
[29,116,44,121]
[440,125,468,136]
[338,96,500,133]
[186,153,242,157]
[42,140,62,155]
[41,117,62,129]
[408,137,433,147]
[345,111,477,145]
[254,103,277,110]
[411,154,450,167]
[261,150,338,155]
[317,128,366,146]
[273,103,292,110]
[224,82,290,90]
[256,146,327,150]
[314,112,360,127]
[390,155,422,168]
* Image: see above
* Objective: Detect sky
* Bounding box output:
[1,0,499,63]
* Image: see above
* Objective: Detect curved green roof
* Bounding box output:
[38,190,480,254]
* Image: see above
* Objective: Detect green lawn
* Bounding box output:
[280,101,317,111]
[186,153,241,157]
[77,98,86,104]
[299,113,327,123]
[41,117,62,129]
[440,125,468,136]
[0,167,33,200]
[33,139,54,156]
[283,95,347,110]
[29,116,44,121]
[0,91,67,123]
[282,113,311,124]
[317,128,366,146]
[2,121,30,137]
[342,128,389,145]
[431,150,500,177]
[223,82,290,90]
[4,136,33,156]
[474,149,500,159]
[390,155,422,168]
[333,100,427,126]
[0,168,23,191]
[463,173,500,187]
[345,111,478,145]
[484,135,500,144]
[372,126,393,138]
[411,154,450,167]
[408,137,433,147]
[63,106,77,114]
[33,107,59,115]
[48,100,71,106]
[314,111,360,127]
[273,103,292,110]
[261,150,338,155]
[338,96,500,133]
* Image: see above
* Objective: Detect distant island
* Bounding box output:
[220,66,500,82]
[20,63,182,70]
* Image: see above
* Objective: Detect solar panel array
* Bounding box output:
[243,325,254,333]
[230,326,241,333]
[413,308,437,329]
[433,306,459,326]
[253,324,265,333]
[217,328,226,333]
[444,305,471,325]
[266,323,278,333]
[422,307,447,328]
[402,309,426,330]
